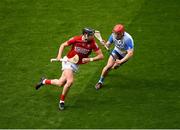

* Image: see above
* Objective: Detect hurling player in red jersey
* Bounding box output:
[35,28,104,110]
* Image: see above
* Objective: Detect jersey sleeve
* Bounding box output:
[125,38,134,50]
[92,41,100,52]
[67,37,76,45]
[108,34,114,44]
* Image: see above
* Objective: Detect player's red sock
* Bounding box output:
[44,79,51,85]
[60,94,65,102]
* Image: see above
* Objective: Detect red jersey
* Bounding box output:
[66,35,100,64]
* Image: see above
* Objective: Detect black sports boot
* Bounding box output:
[95,82,103,90]
[35,77,45,90]
[59,102,65,110]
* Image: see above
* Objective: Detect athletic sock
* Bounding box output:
[98,76,104,83]
[43,79,51,85]
[60,94,65,103]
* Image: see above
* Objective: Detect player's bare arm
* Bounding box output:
[92,49,104,61]
[115,49,133,65]
[82,49,104,63]
[112,49,133,69]
[56,42,69,60]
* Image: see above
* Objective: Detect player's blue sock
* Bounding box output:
[98,76,104,83]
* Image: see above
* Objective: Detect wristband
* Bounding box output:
[90,58,94,62]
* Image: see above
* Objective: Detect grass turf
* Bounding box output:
[0,0,180,128]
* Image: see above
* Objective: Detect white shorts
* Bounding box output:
[61,56,79,72]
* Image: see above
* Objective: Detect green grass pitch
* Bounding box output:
[0,0,180,128]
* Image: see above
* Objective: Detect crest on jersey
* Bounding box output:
[114,38,125,49]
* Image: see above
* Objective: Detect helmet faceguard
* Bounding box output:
[82,28,95,36]
[82,27,95,42]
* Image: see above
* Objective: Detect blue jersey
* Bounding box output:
[108,32,134,57]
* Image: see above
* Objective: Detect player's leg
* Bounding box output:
[35,72,66,90]
[50,72,66,86]
[101,56,115,77]
[35,58,78,90]
[95,55,115,89]
[59,69,74,110]
[58,59,78,110]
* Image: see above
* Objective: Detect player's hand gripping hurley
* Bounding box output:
[94,30,116,60]
[50,54,79,64]
[94,30,109,50]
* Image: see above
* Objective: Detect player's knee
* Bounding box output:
[105,64,113,70]
[66,79,74,86]
[57,80,66,87]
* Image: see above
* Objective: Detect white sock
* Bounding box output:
[60,100,64,103]
[42,79,46,84]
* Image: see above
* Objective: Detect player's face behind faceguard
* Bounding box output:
[82,27,95,42]
[113,32,124,40]
[113,24,125,40]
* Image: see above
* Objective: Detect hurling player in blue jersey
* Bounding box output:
[95,24,134,89]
